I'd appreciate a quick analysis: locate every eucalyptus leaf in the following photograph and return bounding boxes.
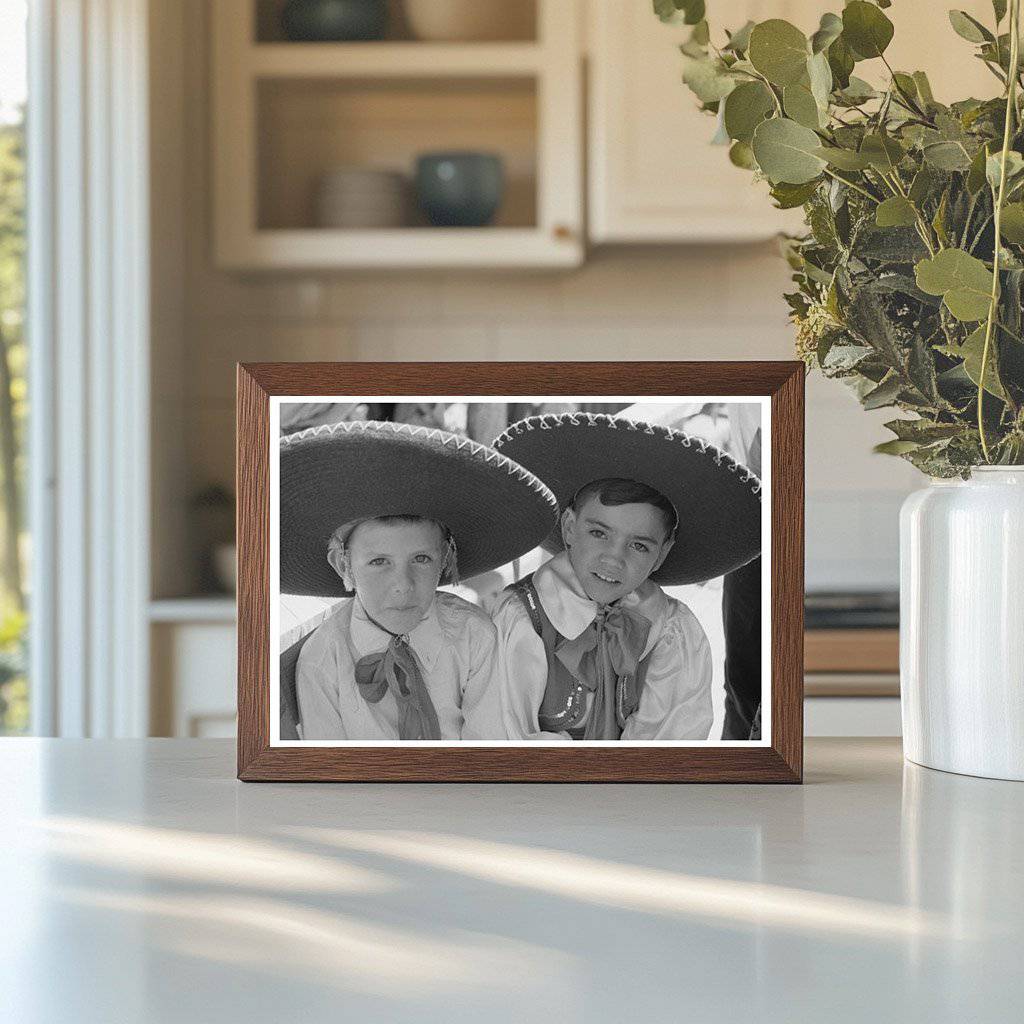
[914,248,994,321]
[653,0,677,24]
[783,83,822,129]
[653,0,705,25]
[948,10,993,44]
[836,76,878,105]
[959,324,1007,398]
[909,334,941,402]
[656,0,1024,477]
[810,12,843,54]
[967,142,994,193]
[932,190,951,246]
[875,196,918,228]
[748,19,809,87]
[986,150,1024,190]
[723,81,775,143]
[769,179,821,208]
[999,202,1024,242]
[912,71,935,105]
[752,117,827,184]
[862,374,903,409]
[892,72,919,102]
[682,55,737,103]
[874,439,921,455]
[724,20,755,53]
[923,141,973,171]
[842,1,894,60]
[807,51,833,111]
[711,106,731,145]
[827,35,855,89]
[884,418,963,443]
[822,342,874,373]
[814,146,872,170]
[909,165,937,205]
[860,133,905,172]
[729,140,758,169]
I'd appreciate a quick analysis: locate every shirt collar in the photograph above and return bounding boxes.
[350,597,444,672]
[533,551,666,641]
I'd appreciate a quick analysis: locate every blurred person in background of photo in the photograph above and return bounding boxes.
[721,403,762,740]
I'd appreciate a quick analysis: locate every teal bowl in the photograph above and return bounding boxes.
[280,0,388,42]
[415,152,505,227]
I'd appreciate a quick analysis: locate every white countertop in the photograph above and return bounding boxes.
[2,738,1022,1023]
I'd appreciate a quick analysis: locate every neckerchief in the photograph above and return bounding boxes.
[353,607,442,741]
[554,603,652,739]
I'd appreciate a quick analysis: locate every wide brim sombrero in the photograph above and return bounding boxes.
[492,413,762,585]
[280,420,559,597]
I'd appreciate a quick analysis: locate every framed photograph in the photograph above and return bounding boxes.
[237,362,804,782]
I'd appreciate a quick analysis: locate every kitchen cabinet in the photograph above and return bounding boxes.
[587,0,999,244]
[587,0,811,243]
[148,606,901,738]
[211,0,583,269]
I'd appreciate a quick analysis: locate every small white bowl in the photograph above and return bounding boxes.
[404,0,534,42]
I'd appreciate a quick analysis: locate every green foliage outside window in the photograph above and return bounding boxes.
[0,110,27,733]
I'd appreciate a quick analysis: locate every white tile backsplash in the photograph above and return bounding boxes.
[177,249,919,592]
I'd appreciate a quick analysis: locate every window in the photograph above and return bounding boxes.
[0,0,28,734]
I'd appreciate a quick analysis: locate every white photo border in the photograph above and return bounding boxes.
[269,395,772,748]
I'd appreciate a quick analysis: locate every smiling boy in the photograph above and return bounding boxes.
[279,419,558,742]
[491,413,762,741]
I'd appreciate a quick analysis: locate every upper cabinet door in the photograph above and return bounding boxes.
[587,0,1003,245]
[588,1,811,243]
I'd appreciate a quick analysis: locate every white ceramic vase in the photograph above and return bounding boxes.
[900,467,1024,781]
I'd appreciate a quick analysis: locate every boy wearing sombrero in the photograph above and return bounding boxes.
[280,420,558,741]
[491,412,762,741]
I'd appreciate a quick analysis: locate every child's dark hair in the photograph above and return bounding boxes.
[570,478,678,540]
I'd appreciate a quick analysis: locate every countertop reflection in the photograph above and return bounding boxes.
[1,738,1021,1023]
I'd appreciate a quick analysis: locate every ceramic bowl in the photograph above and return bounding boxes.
[414,152,504,227]
[280,0,388,42]
[403,0,533,42]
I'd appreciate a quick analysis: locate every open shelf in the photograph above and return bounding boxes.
[254,0,538,45]
[249,42,544,77]
[213,0,581,268]
[257,76,537,232]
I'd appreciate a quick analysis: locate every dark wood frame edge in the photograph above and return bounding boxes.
[237,361,804,783]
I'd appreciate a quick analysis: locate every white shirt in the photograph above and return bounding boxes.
[491,552,714,741]
[296,591,503,740]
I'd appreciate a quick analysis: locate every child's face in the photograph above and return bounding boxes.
[562,494,674,605]
[344,519,447,635]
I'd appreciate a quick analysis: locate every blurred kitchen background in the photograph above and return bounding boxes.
[3,0,998,740]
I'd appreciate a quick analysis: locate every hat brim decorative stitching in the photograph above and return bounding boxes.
[492,413,762,585]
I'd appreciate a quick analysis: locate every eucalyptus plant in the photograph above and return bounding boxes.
[658,0,1024,475]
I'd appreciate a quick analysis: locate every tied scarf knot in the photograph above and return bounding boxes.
[554,603,651,739]
[354,633,442,741]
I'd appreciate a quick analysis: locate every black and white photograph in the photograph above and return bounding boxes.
[271,396,768,746]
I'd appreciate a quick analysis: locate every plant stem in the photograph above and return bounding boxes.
[821,167,879,203]
[996,317,1024,344]
[880,54,929,119]
[979,0,1021,462]
[746,68,783,116]
[968,212,994,253]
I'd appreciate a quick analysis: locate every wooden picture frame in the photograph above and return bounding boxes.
[237,362,804,782]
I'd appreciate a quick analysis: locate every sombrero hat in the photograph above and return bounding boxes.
[492,413,762,585]
[280,420,559,597]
